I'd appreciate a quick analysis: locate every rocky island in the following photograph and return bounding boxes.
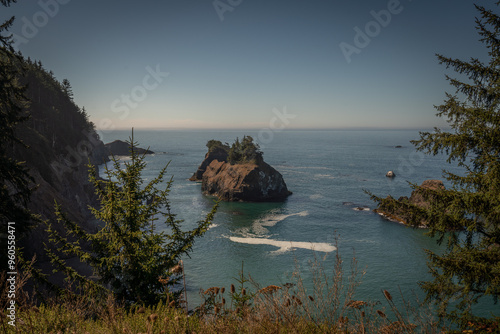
[190,136,292,202]
[105,140,154,156]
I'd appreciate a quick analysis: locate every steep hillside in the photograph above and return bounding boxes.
[8,55,109,262]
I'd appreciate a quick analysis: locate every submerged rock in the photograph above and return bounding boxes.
[190,138,292,202]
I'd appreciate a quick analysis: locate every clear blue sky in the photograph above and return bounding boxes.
[0,0,489,130]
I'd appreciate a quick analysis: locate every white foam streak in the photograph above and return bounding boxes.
[252,211,309,235]
[208,224,219,230]
[229,236,336,253]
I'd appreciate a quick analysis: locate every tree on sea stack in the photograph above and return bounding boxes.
[373,3,500,329]
[45,133,217,307]
[228,136,263,164]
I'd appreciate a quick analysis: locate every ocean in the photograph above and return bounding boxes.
[97,129,493,315]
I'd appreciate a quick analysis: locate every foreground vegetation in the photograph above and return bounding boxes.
[371,2,500,328]
[4,247,500,333]
[41,133,217,307]
[2,249,459,334]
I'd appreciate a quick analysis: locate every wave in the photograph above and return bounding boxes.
[314,174,336,179]
[352,207,370,212]
[229,236,336,253]
[309,194,323,200]
[252,211,309,235]
[112,155,132,160]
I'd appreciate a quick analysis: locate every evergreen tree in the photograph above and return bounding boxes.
[46,134,218,307]
[227,136,262,164]
[228,137,242,164]
[206,139,229,153]
[0,0,36,236]
[240,135,263,164]
[62,78,73,101]
[0,0,17,49]
[373,3,500,329]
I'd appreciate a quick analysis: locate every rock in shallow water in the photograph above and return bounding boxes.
[386,170,395,178]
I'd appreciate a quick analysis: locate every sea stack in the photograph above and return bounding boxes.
[190,137,292,202]
[105,140,154,156]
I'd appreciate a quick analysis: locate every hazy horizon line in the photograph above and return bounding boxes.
[96,126,445,132]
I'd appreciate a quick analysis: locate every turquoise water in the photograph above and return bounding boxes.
[97,129,495,316]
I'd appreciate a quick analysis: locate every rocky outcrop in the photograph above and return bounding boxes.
[105,140,154,156]
[405,180,444,209]
[190,145,291,202]
[202,160,291,202]
[375,180,444,227]
[189,146,228,181]
[91,140,110,165]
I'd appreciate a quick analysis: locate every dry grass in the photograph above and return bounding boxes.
[192,242,443,334]
[1,248,446,333]
[244,246,442,334]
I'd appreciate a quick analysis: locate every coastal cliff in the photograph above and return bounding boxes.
[8,57,111,264]
[375,179,445,227]
[190,137,292,202]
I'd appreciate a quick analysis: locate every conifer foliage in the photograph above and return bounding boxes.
[46,134,218,306]
[374,3,500,328]
[228,136,263,164]
[0,0,36,236]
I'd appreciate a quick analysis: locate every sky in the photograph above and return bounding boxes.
[0,0,491,130]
